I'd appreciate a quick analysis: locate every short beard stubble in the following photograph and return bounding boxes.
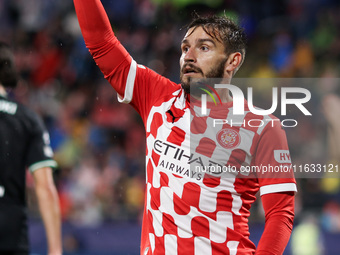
[180,58,227,95]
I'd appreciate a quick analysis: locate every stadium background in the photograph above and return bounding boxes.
[0,0,340,254]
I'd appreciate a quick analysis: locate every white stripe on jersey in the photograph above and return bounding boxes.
[227,241,239,255]
[260,183,297,196]
[149,233,155,253]
[117,59,137,103]
[194,237,212,255]
[165,235,177,255]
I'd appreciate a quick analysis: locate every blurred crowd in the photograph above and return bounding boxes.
[1,0,340,240]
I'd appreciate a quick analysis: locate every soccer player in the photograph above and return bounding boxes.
[0,42,62,255]
[73,1,297,254]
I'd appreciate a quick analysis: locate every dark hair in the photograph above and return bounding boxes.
[0,41,18,88]
[187,14,247,72]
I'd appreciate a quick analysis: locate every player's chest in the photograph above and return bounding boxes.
[146,100,255,180]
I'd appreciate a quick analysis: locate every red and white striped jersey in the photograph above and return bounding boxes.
[74,1,296,253]
[94,44,296,254]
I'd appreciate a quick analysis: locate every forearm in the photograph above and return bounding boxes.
[34,169,62,255]
[36,184,62,254]
[256,215,293,255]
[256,192,295,255]
[73,0,114,46]
[73,0,132,97]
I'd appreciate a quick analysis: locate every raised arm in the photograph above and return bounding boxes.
[73,0,114,47]
[73,0,132,99]
[73,0,179,119]
[33,167,62,255]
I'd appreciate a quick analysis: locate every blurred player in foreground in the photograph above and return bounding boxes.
[74,1,297,254]
[0,42,62,255]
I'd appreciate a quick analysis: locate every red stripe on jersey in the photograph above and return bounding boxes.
[150,112,163,138]
[147,159,154,185]
[177,237,195,255]
[147,210,155,234]
[195,137,216,158]
[203,175,221,188]
[233,177,258,217]
[210,103,231,119]
[174,193,191,215]
[152,150,161,166]
[191,216,210,239]
[227,149,247,169]
[160,172,169,187]
[154,236,165,255]
[167,126,186,146]
[191,115,208,134]
[150,186,161,210]
[181,182,201,208]
[162,213,177,235]
[211,241,228,255]
[216,190,233,212]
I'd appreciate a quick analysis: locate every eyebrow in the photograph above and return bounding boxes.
[181,38,217,46]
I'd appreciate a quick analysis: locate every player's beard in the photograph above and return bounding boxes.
[180,57,227,95]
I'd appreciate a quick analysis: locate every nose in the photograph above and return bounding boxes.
[183,47,196,63]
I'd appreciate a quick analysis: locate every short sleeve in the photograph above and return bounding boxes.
[26,112,57,172]
[252,117,297,196]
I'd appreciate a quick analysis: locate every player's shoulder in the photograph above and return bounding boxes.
[259,113,286,137]
[1,96,44,127]
[243,108,285,136]
[0,95,19,115]
[139,64,181,101]
[21,104,44,128]
[138,63,178,85]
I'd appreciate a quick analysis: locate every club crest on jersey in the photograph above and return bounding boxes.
[216,128,240,149]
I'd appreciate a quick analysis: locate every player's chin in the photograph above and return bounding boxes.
[180,76,191,94]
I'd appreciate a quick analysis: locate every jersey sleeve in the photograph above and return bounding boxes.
[256,192,295,254]
[252,117,297,196]
[73,0,179,121]
[25,111,57,172]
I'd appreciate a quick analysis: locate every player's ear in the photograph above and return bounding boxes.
[224,52,242,77]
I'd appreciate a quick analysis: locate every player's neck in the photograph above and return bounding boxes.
[216,88,233,103]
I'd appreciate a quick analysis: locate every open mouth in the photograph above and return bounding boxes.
[184,70,197,74]
[183,66,200,75]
